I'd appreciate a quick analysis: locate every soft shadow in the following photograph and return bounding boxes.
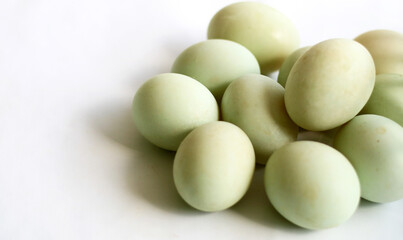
[231,165,309,232]
[91,102,200,215]
[359,198,380,208]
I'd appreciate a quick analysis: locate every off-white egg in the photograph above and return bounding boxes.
[221,74,298,164]
[334,114,403,203]
[132,73,219,151]
[173,121,255,212]
[264,141,360,229]
[285,39,375,131]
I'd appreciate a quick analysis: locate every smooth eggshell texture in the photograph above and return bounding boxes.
[334,114,403,203]
[221,74,298,164]
[171,39,260,102]
[173,121,255,212]
[355,29,403,75]
[285,39,376,131]
[208,2,299,74]
[132,73,219,151]
[265,141,360,229]
[360,74,403,126]
[277,46,310,88]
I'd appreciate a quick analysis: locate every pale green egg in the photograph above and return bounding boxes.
[171,39,260,102]
[265,141,360,229]
[355,30,403,75]
[360,74,403,126]
[207,2,299,74]
[285,39,375,131]
[277,46,310,88]
[132,73,219,151]
[173,121,255,212]
[221,74,298,164]
[334,114,403,203]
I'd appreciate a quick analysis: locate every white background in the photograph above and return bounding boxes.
[1,0,403,239]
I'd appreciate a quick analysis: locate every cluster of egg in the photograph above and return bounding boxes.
[132,2,403,230]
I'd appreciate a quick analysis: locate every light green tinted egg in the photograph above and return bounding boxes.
[334,114,403,203]
[207,2,299,74]
[355,30,403,75]
[360,74,403,126]
[278,46,310,87]
[264,141,360,229]
[132,73,219,151]
[285,39,375,131]
[221,74,298,164]
[173,121,255,212]
[171,39,260,102]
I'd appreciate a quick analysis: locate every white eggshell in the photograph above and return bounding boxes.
[173,121,255,212]
[132,73,219,151]
[355,29,403,75]
[265,141,360,229]
[221,74,298,164]
[334,114,403,203]
[285,39,375,131]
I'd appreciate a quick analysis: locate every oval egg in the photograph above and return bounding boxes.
[132,73,219,151]
[265,141,360,229]
[208,2,299,74]
[334,114,403,203]
[285,38,375,131]
[355,29,403,75]
[173,121,255,212]
[221,74,299,164]
[171,39,260,102]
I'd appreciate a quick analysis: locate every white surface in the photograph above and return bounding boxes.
[0,0,403,239]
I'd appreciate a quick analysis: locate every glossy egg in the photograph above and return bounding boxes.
[173,121,255,212]
[265,141,360,229]
[334,114,403,203]
[355,30,403,75]
[132,73,219,151]
[285,39,375,131]
[360,74,403,126]
[221,74,298,164]
[171,39,260,102]
[208,2,299,74]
